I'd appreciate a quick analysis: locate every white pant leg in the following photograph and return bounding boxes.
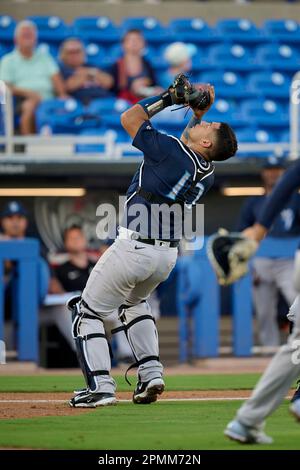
[237,293,300,427]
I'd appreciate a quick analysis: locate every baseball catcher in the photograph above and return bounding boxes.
[67,73,237,408]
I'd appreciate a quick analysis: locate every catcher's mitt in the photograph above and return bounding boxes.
[169,73,211,110]
[207,229,258,285]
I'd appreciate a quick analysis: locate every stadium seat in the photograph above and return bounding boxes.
[73,16,120,44]
[236,128,274,143]
[206,43,257,72]
[0,15,16,44]
[151,107,188,131]
[36,99,101,134]
[76,128,111,154]
[37,42,59,59]
[204,98,245,127]
[169,18,219,44]
[255,44,300,72]
[240,99,288,128]
[0,43,9,58]
[263,19,300,44]
[28,16,72,44]
[198,71,253,99]
[280,129,290,142]
[121,17,172,44]
[84,43,107,67]
[247,71,290,98]
[215,18,266,44]
[87,97,130,116]
[236,128,277,157]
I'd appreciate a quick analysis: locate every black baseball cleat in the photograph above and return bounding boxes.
[133,377,165,404]
[69,391,117,408]
[291,380,300,403]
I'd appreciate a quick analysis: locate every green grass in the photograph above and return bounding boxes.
[0,401,299,450]
[0,374,262,393]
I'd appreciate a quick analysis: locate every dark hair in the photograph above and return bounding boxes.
[63,224,83,241]
[122,28,143,42]
[210,123,238,161]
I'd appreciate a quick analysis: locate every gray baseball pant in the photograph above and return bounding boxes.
[77,236,178,394]
[252,257,297,346]
[236,293,300,427]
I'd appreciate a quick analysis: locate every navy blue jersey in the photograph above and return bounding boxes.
[121,120,215,239]
[258,160,300,232]
[237,192,300,237]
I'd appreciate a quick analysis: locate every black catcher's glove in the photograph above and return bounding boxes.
[207,229,258,286]
[169,73,211,110]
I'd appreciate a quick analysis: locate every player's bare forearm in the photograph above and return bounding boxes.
[121,104,149,139]
[180,113,203,144]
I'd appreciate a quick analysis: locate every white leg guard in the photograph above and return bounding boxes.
[69,297,116,394]
[113,301,163,383]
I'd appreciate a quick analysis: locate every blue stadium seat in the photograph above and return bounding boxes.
[0,43,9,58]
[84,43,107,67]
[0,15,16,44]
[255,44,300,72]
[236,128,273,143]
[87,97,130,115]
[73,16,120,44]
[36,99,101,134]
[280,129,290,142]
[151,107,187,131]
[216,18,265,44]
[93,98,130,130]
[121,17,172,44]
[169,18,219,44]
[37,42,59,59]
[263,19,300,44]
[247,71,290,98]
[28,16,72,44]
[206,43,256,72]
[204,98,245,127]
[76,128,110,153]
[240,99,288,128]
[198,71,253,98]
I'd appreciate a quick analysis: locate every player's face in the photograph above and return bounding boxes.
[65,229,87,253]
[1,214,27,238]
[188,121,221,146]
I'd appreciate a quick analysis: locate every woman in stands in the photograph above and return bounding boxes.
[111,29,161,104]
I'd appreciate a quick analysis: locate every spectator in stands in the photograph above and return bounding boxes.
[59,38,114,105]
[160,42,193,90]
[0,20,66,135]
[0,200,28,240]
[50,225,133,362]
[50,225,95,294]
[111,29,161,104]
[237,157,300,347]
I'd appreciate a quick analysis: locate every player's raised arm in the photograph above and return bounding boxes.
[121,73,212,139]
[244,159,300,242]
[180,84,215,144]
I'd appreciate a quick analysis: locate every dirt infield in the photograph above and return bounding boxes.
[0,390,254,420]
